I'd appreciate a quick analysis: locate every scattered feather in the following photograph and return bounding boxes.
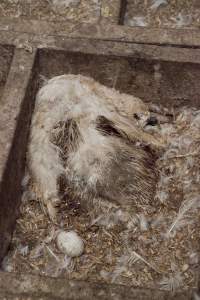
[129,251,160,273]
[45,245,60,262]
[21,190,36,203]
[166,197,200,238]
[189,252,199,266]
[91,209,130,228]
[170,13,192,28]
[30,243,45,259]
[38,74,48,86]
[155,190,168,203]
[18,245,29,256]
[151,214,165,229]
[159,272,183,293]
[1,255,14,272]
[21,173,30,189]
[100,270,110,281]
[137,213,149,231]
[125,16,148,27]
[150,0,168,10]
[50,0,80,9]
[111,255,129,283]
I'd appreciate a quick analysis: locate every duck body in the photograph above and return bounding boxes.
[28,74,162,220]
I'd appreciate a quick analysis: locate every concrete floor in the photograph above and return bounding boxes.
[0,1,200,299]
[0,0,101,23]
[124,0,200,29]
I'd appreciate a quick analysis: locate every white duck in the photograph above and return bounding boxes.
[28,74,164,221]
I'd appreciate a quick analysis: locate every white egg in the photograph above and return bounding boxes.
[56,231,84,257]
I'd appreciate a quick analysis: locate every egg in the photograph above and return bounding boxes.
[56,230,84,257]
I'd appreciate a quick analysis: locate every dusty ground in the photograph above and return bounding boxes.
[124,0,200,29]
[3,0,200,29]
[0,0,101,23]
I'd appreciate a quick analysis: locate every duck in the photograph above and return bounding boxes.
[28,74,164,221]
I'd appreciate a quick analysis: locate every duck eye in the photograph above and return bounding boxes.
[133,113,140,120]
[146,116,158,126]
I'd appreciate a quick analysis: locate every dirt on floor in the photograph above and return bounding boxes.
[124,0,200,29]
[0,0,101,23]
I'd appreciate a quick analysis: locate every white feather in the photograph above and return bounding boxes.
[137,213,149,231]
[126,16,147,27]
[50,0,80,9]
[150,0,168,10]
[129,250,160,273]
[170,13,192,28]
[166,197,200,238]
[159,272,183,292]
[111,254,129,282]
